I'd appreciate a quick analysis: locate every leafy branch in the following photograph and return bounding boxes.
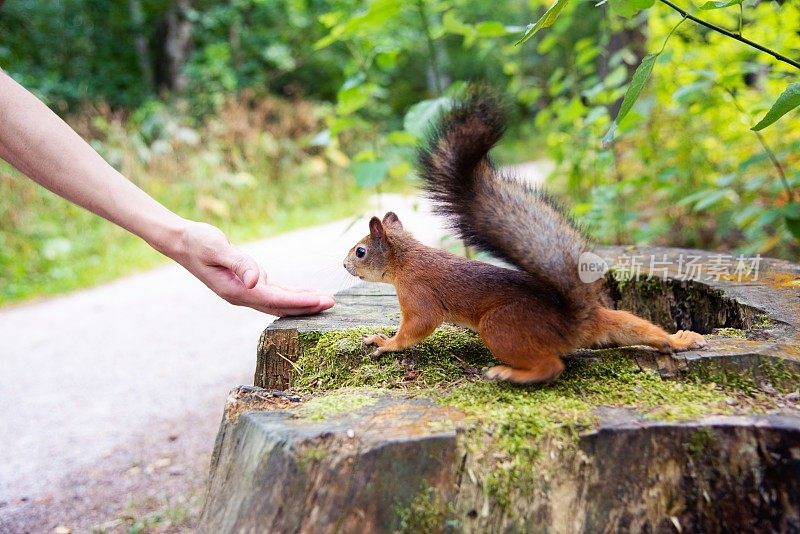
[722,86,797,202]
[601,16,686,145]
[519,0,800,139]
[658,0,800,71]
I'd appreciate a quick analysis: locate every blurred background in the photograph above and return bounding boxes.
[0,0,798,531]
[1,0,798,306]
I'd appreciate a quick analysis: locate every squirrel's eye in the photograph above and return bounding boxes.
[355,246,366,258]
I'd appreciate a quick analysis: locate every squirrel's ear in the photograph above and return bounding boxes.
[369,216,384,239]
[382,211,403,230]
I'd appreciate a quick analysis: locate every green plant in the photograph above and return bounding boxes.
[518,0,799,254]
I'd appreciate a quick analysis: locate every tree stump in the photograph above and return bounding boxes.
[200,246,800,533]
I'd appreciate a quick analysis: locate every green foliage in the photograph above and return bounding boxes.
[751,82,800,132]
[609,0,655,18]
[516,0,570,45]
[403,97,454,138]
[602,53,659,145]
[523,0,799,257]
[699,0,742,10]
[0,0,171,109]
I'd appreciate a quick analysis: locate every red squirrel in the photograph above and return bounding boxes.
[343,88,709,384]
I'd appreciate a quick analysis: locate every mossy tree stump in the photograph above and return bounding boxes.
[201,246,800,533]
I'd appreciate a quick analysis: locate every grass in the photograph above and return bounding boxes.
[1,93,395,305]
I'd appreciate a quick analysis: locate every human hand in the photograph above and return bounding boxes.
[168,221,335,316]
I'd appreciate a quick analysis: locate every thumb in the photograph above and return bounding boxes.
[218,248,261,289]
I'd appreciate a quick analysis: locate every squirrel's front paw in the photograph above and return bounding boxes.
[363,333,389,347]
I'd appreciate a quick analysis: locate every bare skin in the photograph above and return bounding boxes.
[0,70,334,316]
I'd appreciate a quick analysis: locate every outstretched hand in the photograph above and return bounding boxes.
[170,221,335,317]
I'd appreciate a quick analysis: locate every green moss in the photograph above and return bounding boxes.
[295,444,328,471]
[294,390,378,421]
[294,326,494,393]
[758,358,800,393]
[297,331,322,348]
[439,352,733,509]
[688,357,800,395]
[689,364,758,395]
[753,313,776,329]
[712,327,747,338]
[683,428,716,460]
[608,270,666,293]
[395,483,456,534]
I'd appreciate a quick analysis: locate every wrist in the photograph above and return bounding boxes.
[146,214,191,260]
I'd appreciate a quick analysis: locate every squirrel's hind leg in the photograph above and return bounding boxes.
[587,308,709,352]
[479,305,566,384]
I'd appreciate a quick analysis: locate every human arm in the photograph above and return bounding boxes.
[0,70,334,316]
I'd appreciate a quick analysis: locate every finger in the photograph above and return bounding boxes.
[261,304,331,317]
[215,247,261,289]
[264,287,335,309]
[272,283,335,297]
[237,284,335,311]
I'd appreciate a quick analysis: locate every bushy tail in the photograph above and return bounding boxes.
[417,87,601,324]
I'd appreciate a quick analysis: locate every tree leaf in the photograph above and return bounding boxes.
[403,97,453,139]
[699,0,742,9]
[336,83,376,116]
[784,202,800,240]
[353,159,390,188]
[751,83,800,131]
[386,130,418,146]
[516,0,570,45]
[608,0,655,18]
[475,21,508,37]
[602,54,658,145]
[786,217,800,240]
[442,11,471,36]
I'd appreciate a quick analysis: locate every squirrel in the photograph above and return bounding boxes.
[343,88,709,384]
